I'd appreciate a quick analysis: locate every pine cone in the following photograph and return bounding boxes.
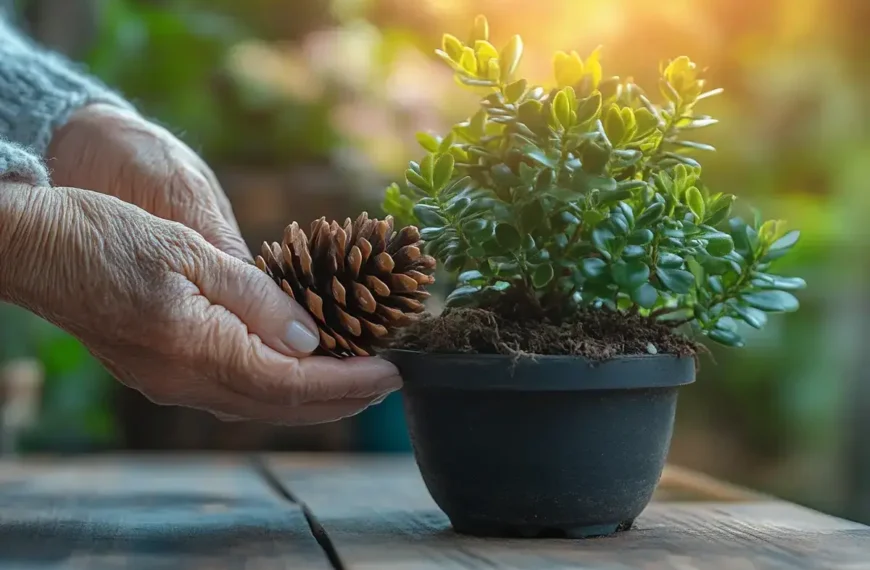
[255,213,436,357]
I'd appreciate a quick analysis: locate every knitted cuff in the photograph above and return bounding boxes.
[0,138,50,187]
[0,18,136,156]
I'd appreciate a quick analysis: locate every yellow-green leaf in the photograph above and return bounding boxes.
[474,40,499,68]
[416,132,439,152]
[576,91,602,124]
[441,34,464,61]
[759,220,787,245]
[499,35,523,82]
[470,14,489,42]
[604,104,625,145]
[459,46,478,75]
[585,46,603,88]
[420,154,435,186]
[620,107,637,139]
[504,78,526,103]
[552,89,572,130]
[687,186,705,221]
[634,108,659,138]
[433,154,455,191]
[553,50,584,88]
[435,50,465,73]
[486,58,500,81]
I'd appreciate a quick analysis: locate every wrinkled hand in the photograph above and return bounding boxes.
[46,103,250,260]
[0,184,401,424]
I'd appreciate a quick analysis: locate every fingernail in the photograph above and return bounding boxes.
[285,321,320,353]
[372,393,390,405]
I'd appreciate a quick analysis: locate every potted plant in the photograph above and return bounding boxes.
[255,14,805,539]
[379,15,805,538]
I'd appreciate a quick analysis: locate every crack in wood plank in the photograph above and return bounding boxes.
[251,455,347,570]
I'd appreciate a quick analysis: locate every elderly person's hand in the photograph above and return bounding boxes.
[46,103,251,260]
[0,181,401,424]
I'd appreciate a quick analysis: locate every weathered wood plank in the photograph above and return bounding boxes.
[0,454,330,570]
[268,454,870,570]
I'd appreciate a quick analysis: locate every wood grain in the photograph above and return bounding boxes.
[0,454,330,569]
[268,454,870,570]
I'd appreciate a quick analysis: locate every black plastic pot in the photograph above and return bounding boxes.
[385,350,695,539]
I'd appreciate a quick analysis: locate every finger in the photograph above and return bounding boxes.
[190,250,322,356]
[169,167,252,261]
[201,167,245,242]
[207,395,381,425]
[221,346,402,405]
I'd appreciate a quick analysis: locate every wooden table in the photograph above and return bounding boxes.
[0,454,867,569]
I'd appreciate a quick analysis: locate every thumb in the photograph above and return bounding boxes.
[192,248,322,357]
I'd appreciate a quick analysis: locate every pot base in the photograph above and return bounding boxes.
[450,517,635,539]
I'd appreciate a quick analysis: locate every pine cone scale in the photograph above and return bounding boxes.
[255,212,435,357]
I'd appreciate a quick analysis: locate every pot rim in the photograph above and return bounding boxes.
[382,349,696,391]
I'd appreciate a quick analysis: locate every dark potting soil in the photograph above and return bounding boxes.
[393,306,699,360]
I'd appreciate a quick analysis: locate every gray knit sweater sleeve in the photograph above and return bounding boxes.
[0,15,135,185]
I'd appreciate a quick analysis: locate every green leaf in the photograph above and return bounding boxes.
[628,228,654,245]
[416,132,439,152]
[604,105,625,144]
[633,107,659,138]
[445,196,470,216]
[413,204,447,226]
[532,263,555,288]
[672,140,716,152]
[406,169,430,192]
[499,34,523,81]
[523,145,558,168]
[517,100,545,130]
[686,186,705,221]
[576,92,602,124]
[658,251,684,269]
[552,89,572,129]
[655,268,695,294]
[741,291,800,312]
[769,230,800,252]
[581,143,611,174]
[433,154,455,191]
[458,270,484,284]
[491,163,521,187]
[636,202,665,228]
[631,283,658,309]
[583,210,605,227]
[707,329,745,348]
[612,260,650,290]
[730,302,767,329]
[494,223,522,250]
[420,227,446,240]
[622,245,645,259]
[504,78,527,103]
[751,274,807,290]
[520,200,546,233]
[704,232,734,257]
[706,196,734,226]
[592,227,615,256]
[445,285,481,307]
[581,257,608,279]
[598,188,632,205]
[535,169,554,194]
[707,275,724,294]
[616,180,647,192]
[462,218,491,236]
[444,254,467,272]
[420,154,435,186]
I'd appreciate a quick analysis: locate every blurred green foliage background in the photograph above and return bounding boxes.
[2,0,869,524]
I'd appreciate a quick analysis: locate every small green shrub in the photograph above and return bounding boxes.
[382,15,805,348]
